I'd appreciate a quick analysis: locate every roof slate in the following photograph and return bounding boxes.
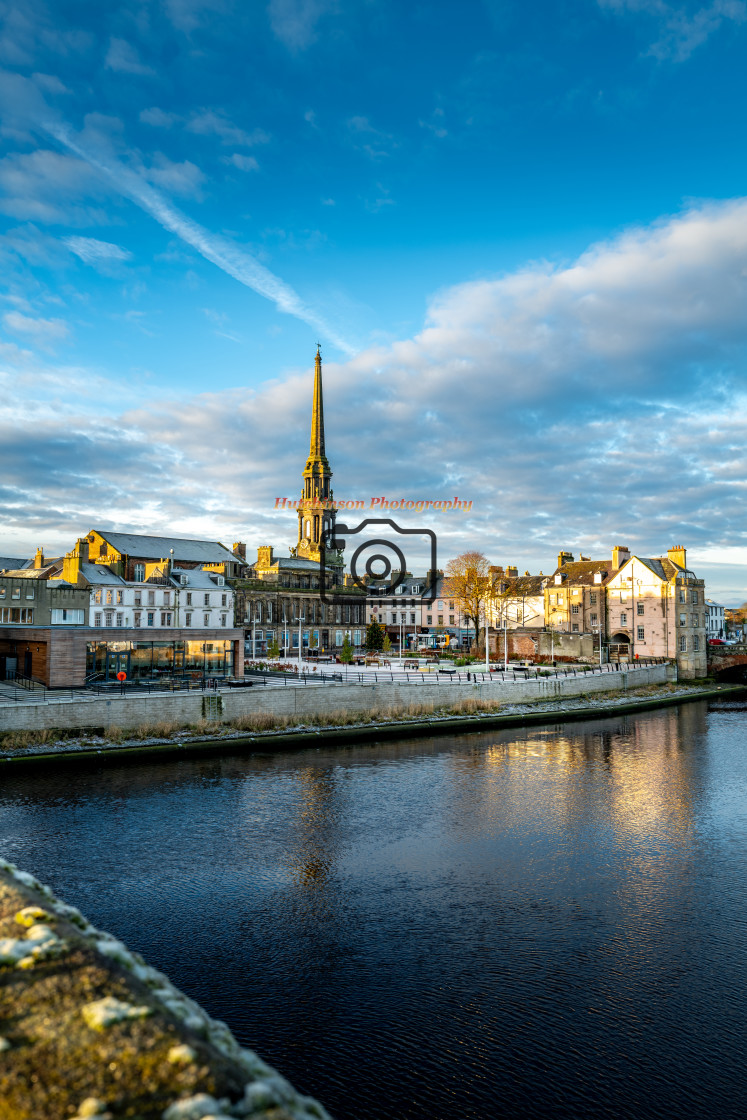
[91,531,237,564]
[0,557,29,570]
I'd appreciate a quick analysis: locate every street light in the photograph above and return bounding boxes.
[297,611,305,675]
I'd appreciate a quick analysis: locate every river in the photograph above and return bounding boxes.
[2,698,747,1119]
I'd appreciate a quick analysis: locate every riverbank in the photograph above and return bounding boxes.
[0,861,331,1120]
[1,680,740,768]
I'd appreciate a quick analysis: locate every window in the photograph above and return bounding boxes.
[11,588,20,600]
[221,615,227,627]
[590,593,597,605]
[148,590,155,606]
[692,590,699,604]
[25,587,34,600]
[449,615,455,625]
[185,612,192,627]
[558,593,564,604]
[134,592,142,607]
[679,613,686,626]
[134,612,141,627]
[94,589,102,604]
[116,590,123,604]
[620,612,627,625]
[571,604,579,614]
[104,612,113,627]
[637,626,645,640]
[679,589,686,603]
[221,593,227,606]
[0,588,4,599]
[51,608,84,624]
[161,612,172,626]
[185,592,192,606]
[449,601,454,610]
[116,613,123,627]
[590,613,598,625]
[636,602,644,616]
[134,562,145,582]
[204,594,210,607]
[163,592,170,607]
[572,623,579,632]
[147,612,154,627]
[427,614,432,625]
[693,635,700,651]
[679,635,687,652]
[106,590,113,605]
[438,615,443,625]
[203,613,210,626]
[438,600,444,609]
[411,612,416,624]
[94,613,102,627]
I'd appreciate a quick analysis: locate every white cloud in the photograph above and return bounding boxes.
[267,0,335,50]
[145,153,206,197]
[598,0,747,61]
[187,110,269,147]
[3,310,69,348]
[64,236,133,266]
[227,153,259,172]
[140,107,181,128]
[105,37,155,76]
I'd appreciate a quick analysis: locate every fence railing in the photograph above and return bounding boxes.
[0,659,669,705]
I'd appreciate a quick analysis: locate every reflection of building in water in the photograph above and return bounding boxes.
[288,767,342,890]
[444,706,705,851]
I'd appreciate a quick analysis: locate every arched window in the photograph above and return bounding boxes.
[305,519,311,539]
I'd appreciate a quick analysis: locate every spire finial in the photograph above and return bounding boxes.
[310,345,325,459]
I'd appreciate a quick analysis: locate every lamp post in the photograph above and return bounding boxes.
[297,612,305,675]
[504,613,508,670]
[484,605,490,674]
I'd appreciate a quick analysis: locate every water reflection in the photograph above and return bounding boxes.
[1,700,747,1120]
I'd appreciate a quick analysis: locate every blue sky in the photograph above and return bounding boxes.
[1,0,747,600]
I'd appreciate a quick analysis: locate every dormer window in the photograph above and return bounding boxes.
[554,573,563,584]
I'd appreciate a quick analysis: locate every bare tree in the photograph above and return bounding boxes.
[444,551,493,650]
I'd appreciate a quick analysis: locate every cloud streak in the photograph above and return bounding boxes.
[44,122,356,357]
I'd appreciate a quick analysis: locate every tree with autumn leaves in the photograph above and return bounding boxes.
[443,551,494,651]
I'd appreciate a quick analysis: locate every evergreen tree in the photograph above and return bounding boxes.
[365,619,385,651]
[340,634,354,663]
[267,639,280,659]
[382,632,392,654]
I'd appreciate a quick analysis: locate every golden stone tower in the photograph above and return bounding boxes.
[295,347,342,567]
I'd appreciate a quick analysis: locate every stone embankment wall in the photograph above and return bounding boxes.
[0,664,674,735]
[0,861,331,1120]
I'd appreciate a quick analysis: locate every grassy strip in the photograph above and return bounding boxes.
[0,682,742,767]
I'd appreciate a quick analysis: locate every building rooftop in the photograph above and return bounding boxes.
[0,556,29,571]
[91,531,238,565]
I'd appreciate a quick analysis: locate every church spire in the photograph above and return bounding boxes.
[309,344,326,461]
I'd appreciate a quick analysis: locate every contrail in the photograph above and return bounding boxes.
[46,122,356,358]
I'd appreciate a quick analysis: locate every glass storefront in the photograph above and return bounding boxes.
[86,640,234,681]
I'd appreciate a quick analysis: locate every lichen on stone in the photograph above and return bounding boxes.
[168,1043,197,1064]
[81,995,153,1030]
[0,922,63,967]
[73,1098,113,1119]
[0,1035,11,1051]
[15,905,55,927]
[162,1093,234,1119]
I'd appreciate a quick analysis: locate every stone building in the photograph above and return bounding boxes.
[490,566,548,630]
[232,350,364,659]
[605,546,707,678]
[543,549,623,647]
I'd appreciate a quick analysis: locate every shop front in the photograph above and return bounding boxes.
[86,639,235,681]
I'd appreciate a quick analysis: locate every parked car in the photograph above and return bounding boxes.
[708,638,726,645]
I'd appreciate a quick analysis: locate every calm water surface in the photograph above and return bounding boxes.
[2,699,747,1119]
